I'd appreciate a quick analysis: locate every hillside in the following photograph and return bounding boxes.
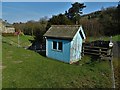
[2,35,34,48]
[2,36,113,88]
[80,6,120,37]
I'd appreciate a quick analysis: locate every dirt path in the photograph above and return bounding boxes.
[112,41,120,88]
[113,41,120,58]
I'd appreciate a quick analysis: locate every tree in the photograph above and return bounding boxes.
[117,1,120,22]
[39,16,48,24]
[46,14,73,30]
[98,6,119,36]
[65,2,86,24]
[46,2,86,29]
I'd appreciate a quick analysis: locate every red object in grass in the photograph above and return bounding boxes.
[14,31,20,35]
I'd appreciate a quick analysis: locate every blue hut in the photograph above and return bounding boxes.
[43,25,86,64]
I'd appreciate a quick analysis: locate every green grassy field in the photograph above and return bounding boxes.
[2,35,34,47]
[87,35,120,42]
[103,35,120,41]
[2,35,112,88]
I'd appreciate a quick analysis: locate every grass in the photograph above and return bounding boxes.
[86,35,120,42]
[86,35,120,88]
[103,35,120,41]
[2,36,112,88]
[2,35,34,47]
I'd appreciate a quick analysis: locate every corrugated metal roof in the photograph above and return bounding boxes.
[43,25,80,39]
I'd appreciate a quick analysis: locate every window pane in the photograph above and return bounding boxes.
[58,42,62,50]
[53,41,57,49]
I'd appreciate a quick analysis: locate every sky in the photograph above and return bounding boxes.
[1,2,118,24]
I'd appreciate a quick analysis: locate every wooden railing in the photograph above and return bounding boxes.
[82,45,112,58]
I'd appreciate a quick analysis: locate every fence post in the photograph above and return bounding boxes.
[18,34,20,47]
[35,45,36,52]
[99,48,101,55]
[82,46,84,56]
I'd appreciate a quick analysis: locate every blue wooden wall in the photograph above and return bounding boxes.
[46,38,71,63]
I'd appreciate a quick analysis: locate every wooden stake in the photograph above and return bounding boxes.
[18,34,19,47]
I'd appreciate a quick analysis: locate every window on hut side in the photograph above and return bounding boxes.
[53,41,57,49]
[58,42,62,51]
[79,30,84,39]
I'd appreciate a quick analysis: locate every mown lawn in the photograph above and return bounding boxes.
[2,35,34,47]
[2,39,112,88]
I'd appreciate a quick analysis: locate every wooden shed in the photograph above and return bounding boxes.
[43,25,86,64]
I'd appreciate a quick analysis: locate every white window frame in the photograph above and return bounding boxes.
[52,41,63,51]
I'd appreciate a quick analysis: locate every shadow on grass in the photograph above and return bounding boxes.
[90,55,100,62]
[73,55,100,66]
[82,55,100,66]
[37,51,46,57]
